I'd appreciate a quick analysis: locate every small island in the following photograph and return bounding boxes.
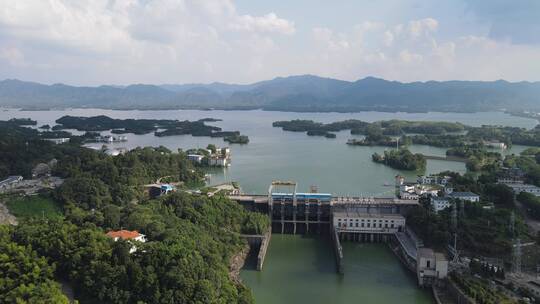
[272,119,369,138]
[224,134,250,144]
[8,118,37,126]
[55,115,249,144]
[372,149,426,171]
[273,119,466,138]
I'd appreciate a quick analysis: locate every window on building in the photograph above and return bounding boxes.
[355,223,358,227]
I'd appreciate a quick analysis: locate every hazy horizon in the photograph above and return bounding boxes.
[2,74,540,88]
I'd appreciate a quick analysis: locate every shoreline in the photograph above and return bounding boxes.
[229,244,250,285]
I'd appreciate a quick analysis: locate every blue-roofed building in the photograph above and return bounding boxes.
[271,192,332,202]
[160,184,175,195]
[447,191,480,202]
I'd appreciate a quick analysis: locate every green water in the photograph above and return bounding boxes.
[241,235,434,304]
[1,109,536,303]
[1,109,535,195]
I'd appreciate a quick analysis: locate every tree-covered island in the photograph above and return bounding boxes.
[54,115,249,144]
[371,149,427,171]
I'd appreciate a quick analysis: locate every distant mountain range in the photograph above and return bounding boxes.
[1,75,539,112]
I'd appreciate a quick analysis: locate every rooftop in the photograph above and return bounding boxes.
[333,209,405,220]
[106,230,143,240]
[448,191,479,197]
[418,247,435,259]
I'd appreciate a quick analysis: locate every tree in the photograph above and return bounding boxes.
[0,226,69,304]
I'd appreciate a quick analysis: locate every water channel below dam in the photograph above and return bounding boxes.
[241,234,434,304]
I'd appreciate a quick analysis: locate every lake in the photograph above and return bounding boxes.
[2,108,535,195]
[1,108,536,304]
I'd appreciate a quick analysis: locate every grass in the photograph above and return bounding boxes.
[6,195,63,219]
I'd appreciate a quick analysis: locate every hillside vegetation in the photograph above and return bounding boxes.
[2,75,540,112]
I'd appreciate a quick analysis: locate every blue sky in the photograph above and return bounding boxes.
[0,0,538,85]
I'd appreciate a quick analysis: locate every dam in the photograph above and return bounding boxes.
[230,180,447,288]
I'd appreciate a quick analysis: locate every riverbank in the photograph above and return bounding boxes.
[229,244,250,285]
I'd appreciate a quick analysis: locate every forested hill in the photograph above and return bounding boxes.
[0,122,268,303]
[1,75,540,112]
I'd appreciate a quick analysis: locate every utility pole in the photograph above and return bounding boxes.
[513,238,522,275]
[451,202,459,263]
[510,212,522,275]
[510,211,515,236]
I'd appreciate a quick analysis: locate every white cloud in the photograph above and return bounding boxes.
[406,18,438,38]
[302,17,540,82]
[0,47,26,67]
[312,27,350,51]
[399,49,423,64]
[0,3,539,84]
[231,12,295,35]
[383,31,394,46]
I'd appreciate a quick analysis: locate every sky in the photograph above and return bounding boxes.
[0,0,539,85]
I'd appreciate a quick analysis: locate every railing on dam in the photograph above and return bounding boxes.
[228,194,419,206]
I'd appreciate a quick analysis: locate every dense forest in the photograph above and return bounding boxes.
[272,119,464,139]
[371,149,426,171]
[446,146,503,171]
[54,115,250,143]
[273,118,540,149]
[0,122,268,303]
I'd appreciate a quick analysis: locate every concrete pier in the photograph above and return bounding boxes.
[257,229,271,271]
[242,228,272,271]
[331,227,344,274]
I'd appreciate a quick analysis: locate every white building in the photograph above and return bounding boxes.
[417,248,448,287]
[485,141,507,149]
[417,175,450,186]
[43,138,70,144]
[187,154,204,163]
[209,157,229,167]
[105,148,127,156]
[430,197,451,212]
[106,230,147,253]
[497,177,524,184]
[334,210,406,233]
[221,147,231,157]
[400,184,439,200]
[400,191,419,200]
[505,183,540,197]
[447,191,480,202]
